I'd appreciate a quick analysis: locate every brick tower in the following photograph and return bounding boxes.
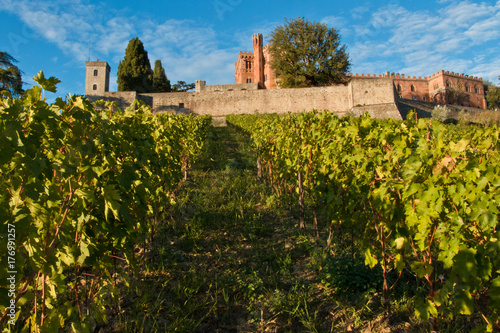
[252,33,264,85]
[85,60,110,96]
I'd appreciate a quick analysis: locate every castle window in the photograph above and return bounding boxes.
[92,84,97,91]
[446,80,452,88]
[247,78,252,83]
[475,87,480,94]
[397,84,402,92]
[466,85,471,92]
[410,85,416,92]
[179,103,184,109]
[434,84,439,90]
[93,69,98,76]
[412,96,418,101]
[246,61,252,70]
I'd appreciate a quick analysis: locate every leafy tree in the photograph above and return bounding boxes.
[117,37,153,93]
[486,77,500,110]
[0,51,23,96]
[269,17,350,88]
[172,81,195,92]
[152,60,171,93]
[447,87,469,106]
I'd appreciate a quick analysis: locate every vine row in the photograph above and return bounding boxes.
[227,111,500,331]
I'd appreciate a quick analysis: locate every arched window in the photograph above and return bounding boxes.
[410,85,416,92]
[92,84,97,90]
[446,80,452,88]
[475,86,480,94]
[246,78,252,83]
[397,84,402,92]
[93,69,98,76]
[466,85,471,92]
[246,61,252,70]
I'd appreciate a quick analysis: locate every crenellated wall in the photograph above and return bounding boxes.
[348,70,486,109]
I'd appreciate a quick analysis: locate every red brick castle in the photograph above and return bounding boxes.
[235,34,487,109]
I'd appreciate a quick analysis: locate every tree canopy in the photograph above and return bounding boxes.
[117,37,153,93]
[0,51,23,97]
[486,77,500,110]
[152,60,171,93]
[172,81,195,92]
[269,17,350,88]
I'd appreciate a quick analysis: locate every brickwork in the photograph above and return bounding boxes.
[234,33,277,88]
[234,34,487,109]
[349,70,486,109]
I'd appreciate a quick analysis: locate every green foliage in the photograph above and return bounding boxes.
[268,17,350,88]
[0,51,23,97]
[486,83,500,110]
[432,105,455,123]
[117,37,153,93]
[322,256,383,295]
[172,80,195,92]
[152,60,171,93]
[0,73,211,330]
[228,111,500,331]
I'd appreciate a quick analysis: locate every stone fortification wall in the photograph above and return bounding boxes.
[86,91,138,111]
[142,78,402,120]
[195,80,260,92]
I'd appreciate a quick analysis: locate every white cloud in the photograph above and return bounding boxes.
[349,1,500,78]
[0,0,243,85]
[321,16,347,29]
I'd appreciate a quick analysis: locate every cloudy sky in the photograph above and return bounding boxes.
[1,0,499,99]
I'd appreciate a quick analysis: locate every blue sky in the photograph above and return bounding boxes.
[1,0,499,99]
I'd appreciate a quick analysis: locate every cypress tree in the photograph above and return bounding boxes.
[0,51,23,96]
[117,37,153,93]
[152,60,171,93]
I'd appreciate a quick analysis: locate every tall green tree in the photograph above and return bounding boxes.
[117,37,153,93]
[269,17,350,88]
[486,77,500,110]
[0,51,23,96]
[152,60,171,93]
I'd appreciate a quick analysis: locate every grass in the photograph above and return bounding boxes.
[97,124,482,332]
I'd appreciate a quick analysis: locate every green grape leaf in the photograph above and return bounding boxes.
[394,237,405,250]
[364,248,378,268]
[415,298,437,321]
[454,289,474,315]
[33,71,61,93]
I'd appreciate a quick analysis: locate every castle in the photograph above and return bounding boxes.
[234,34,486,109]
[84,34,487,119]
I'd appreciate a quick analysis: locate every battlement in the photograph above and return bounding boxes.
[349,70,483,82]
[429,70,482,81]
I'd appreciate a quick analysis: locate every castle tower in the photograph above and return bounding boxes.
[85,60,110,96]
[252,33,264,85]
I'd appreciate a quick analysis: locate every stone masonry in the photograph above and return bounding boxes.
[234,34,487,109]
[84,34,487,119]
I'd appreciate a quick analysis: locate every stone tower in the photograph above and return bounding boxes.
[85,60,110,96]
[252,33,264,85]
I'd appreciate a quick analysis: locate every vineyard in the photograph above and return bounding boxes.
[0,73,499,332]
